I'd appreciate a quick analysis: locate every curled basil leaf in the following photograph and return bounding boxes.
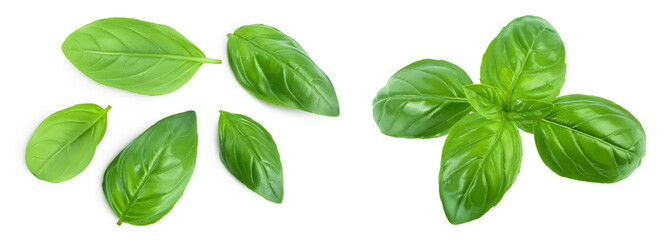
[503,99,554,122]
[533,95,645,183]
[26,104,110,183]
[62,18,221,96]
[218,111,283,203]
[463,84,506,120]
[481,15,566,103]
[103,111,198,226]
[227,24,339,116]
[372,59,473,138]
[439,113,522,224]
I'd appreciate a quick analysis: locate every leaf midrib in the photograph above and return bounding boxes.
[62,47,222,64]
[504,27,548,103]
[540,119,634,154]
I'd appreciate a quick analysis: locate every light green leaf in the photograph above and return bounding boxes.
[503,99,553,122]
[463,84,506,120]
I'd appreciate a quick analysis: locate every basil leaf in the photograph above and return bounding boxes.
[463,84,506,120]
[218,111,283,203]
[227,24,339,116]
[25,104,110,183]
[533,95,646,183]
[439,113,522,224]
[103,111,198,226]
[372,59,473,138]
[503,99,553,122]
[62,18,221,96]
[481,15,566,103]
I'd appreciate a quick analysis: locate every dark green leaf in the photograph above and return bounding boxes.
[372,59,473,138]
[533,95,646,183]
[62,18,221,96]
[26,104,110,183]
[481,15,566,103]
[439,113,522,224]
[227,24,339,116]
[103,111,198,226]
[463,84,506,120]
[218,111,283,203]
[503,99,553,122]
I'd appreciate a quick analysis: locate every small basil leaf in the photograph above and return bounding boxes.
[439,113,522,224]
[463,84,506,120]
[372,59,473,138]
[26,104,110,183]
[218,111,283,203]
[62,18,221,96]
[227,24,339,116]
[503,99,553,122]
[103,111,198,226]
[481,15,566,103]
[533,95,646,183]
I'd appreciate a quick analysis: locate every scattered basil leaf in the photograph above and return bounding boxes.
[218,111,283,203]
[227,24,339,116]
[26,104,110,183]
[372,59,473,138]
[439,113,522,224]
[463,84,506,120]
[503,99,554,122]
[103,111,198,226]
[62,17,221,96]
[480,15,566,103]
[533,95,646,183]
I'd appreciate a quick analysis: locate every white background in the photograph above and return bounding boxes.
[1,0,670,239]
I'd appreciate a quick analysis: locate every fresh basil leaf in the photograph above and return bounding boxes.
[439,113,522,224]
[481,15,566,103]
[516,122,535,134]
[62,17,221,96]
[372,59,473,138]
[218,111,283,203]
[503,99,553,122]
[103,111,198,226]
[227,24,339,116]
[25,104,110,183]
[463,84,506,120]
[533,95,646,183]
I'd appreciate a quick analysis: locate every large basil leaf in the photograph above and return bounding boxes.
[62,18,221,96]
[227,24,339,116]
[503,99,553,122]
[218,111,283,203]
[372,59,473,138]
[481,15,566,103]
[533,95,646,183]
[103,111,198,226]
[439,113,522,224]
[463,84,506,120]
[25,104,110,183]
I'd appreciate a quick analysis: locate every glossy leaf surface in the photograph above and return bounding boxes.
[481,15,566,103]
[439,114,522,224]
[227,24,339,116]
[26,104,110,183]
[533,95,645,183]
[503,99,553,122]
[62,18,221,96]
[103,111,198,226]
[463,84,506,120]
[218,111,283,203]
[373,59,473,138]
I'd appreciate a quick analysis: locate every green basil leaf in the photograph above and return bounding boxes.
[26,104,110,183]
[503,99,553,122]
[516,122,534,134]
[227,24,339,116]
[439,113,522,224]
[103,111,198,226]
[372,59,473,138]
[533,95,646,183]
[218,111,283,203]
[463,84,506,120]
[62,18,221,96]
[481,15,566,103]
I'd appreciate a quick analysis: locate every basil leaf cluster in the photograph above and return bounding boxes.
[372,15,646,224]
